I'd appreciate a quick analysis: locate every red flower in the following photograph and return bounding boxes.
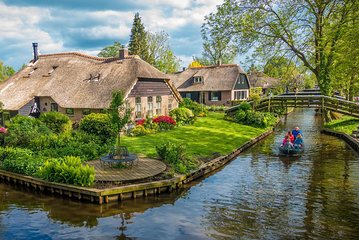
[152,116,176,125]
[135,119,146,126]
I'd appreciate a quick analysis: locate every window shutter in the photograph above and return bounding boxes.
[218,91,222,101]
[208,91,211,100]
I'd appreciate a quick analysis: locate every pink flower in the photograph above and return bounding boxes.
[0,127,7,134]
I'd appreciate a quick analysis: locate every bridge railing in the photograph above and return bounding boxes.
[225,94,359,118]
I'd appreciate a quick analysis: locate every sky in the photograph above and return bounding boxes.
[0,0,228,70]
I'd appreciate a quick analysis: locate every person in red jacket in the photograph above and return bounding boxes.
[287,131,295,143]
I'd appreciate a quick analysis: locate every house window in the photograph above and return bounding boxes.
[82,109,91,115]
[156,96,162,115]
[193,76,203,84]
[234,90,248,100]
[210,91,220,101]
[185,93,192,99]
[135,97,141,118]
[50,103,58,112]
[66,108,74,115]
[147,96,153,118]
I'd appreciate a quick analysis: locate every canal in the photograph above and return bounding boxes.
[1,109,359,239]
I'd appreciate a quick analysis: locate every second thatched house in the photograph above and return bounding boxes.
[170,64,250,106]
[248,71,280,95]
[0,44,181,123]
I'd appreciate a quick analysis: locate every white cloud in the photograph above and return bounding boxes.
[0,2,63,67]
[0,0,226,69]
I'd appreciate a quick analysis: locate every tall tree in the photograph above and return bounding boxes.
[209,0,357,95]
[128,13,148,60]
[198,3,238,65]
[331,8,359,100]
[108,91,131,148]
[98,42,124,58]
[0,61,15,82]
[146,31,181,73]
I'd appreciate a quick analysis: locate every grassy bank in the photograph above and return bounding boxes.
[325,116,359,134]
[121,112,268,159]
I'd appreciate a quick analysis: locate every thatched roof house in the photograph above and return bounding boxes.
[0,46,181,122]
[248,71,280,94]
[170,64,250,106]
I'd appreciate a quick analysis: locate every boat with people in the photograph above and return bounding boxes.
[278,127,304,156]
[278,143,304,156]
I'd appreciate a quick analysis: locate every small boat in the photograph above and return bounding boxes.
[278,143,304,156]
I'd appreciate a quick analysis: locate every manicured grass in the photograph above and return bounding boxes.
[121,112,268,159]
[325,116,359,134]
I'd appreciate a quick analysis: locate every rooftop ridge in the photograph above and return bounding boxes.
[38,52,140,61]
[189,64,239,69]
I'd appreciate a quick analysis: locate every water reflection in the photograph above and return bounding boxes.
[1,109,359,239]
[204,109,359,239]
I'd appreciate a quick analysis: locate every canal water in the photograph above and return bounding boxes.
[1,109,359,239]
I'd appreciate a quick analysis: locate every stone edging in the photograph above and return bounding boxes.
[321,128,359,153]
[0,129,274,204]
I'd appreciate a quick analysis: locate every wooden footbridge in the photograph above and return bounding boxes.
[226,92,359,118]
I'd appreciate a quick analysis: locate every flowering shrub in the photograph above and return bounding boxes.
[0,127,6,146]
[0,127,7,134]
[129,125,155,136]
[152,116,176,130]
[135,119,146,125]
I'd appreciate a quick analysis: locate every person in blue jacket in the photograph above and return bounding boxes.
[292,127,303,140]
[294,133,304,148]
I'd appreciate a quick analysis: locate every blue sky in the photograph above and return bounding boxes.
[0,0,230,70]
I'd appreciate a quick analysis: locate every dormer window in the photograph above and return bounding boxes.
[43,66,58,77]
[48,66,58,75]
[193,76,203,84]
[84,73,101,82]
[24,67,37,78]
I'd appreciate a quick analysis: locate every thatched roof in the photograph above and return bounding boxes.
[248,72,280,89]
[0,52,180,110]
[170,64,247,91]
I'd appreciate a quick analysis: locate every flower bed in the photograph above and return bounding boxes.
[130,115,176,136]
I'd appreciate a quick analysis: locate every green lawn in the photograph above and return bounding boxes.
[121,112,268,159]
[325,116,359,134]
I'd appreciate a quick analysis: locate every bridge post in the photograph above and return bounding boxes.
[285,98,288,115]
[268,97,271,112]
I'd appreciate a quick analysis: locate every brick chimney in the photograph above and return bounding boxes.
[32,42,39,62]
[119,48,128,60]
